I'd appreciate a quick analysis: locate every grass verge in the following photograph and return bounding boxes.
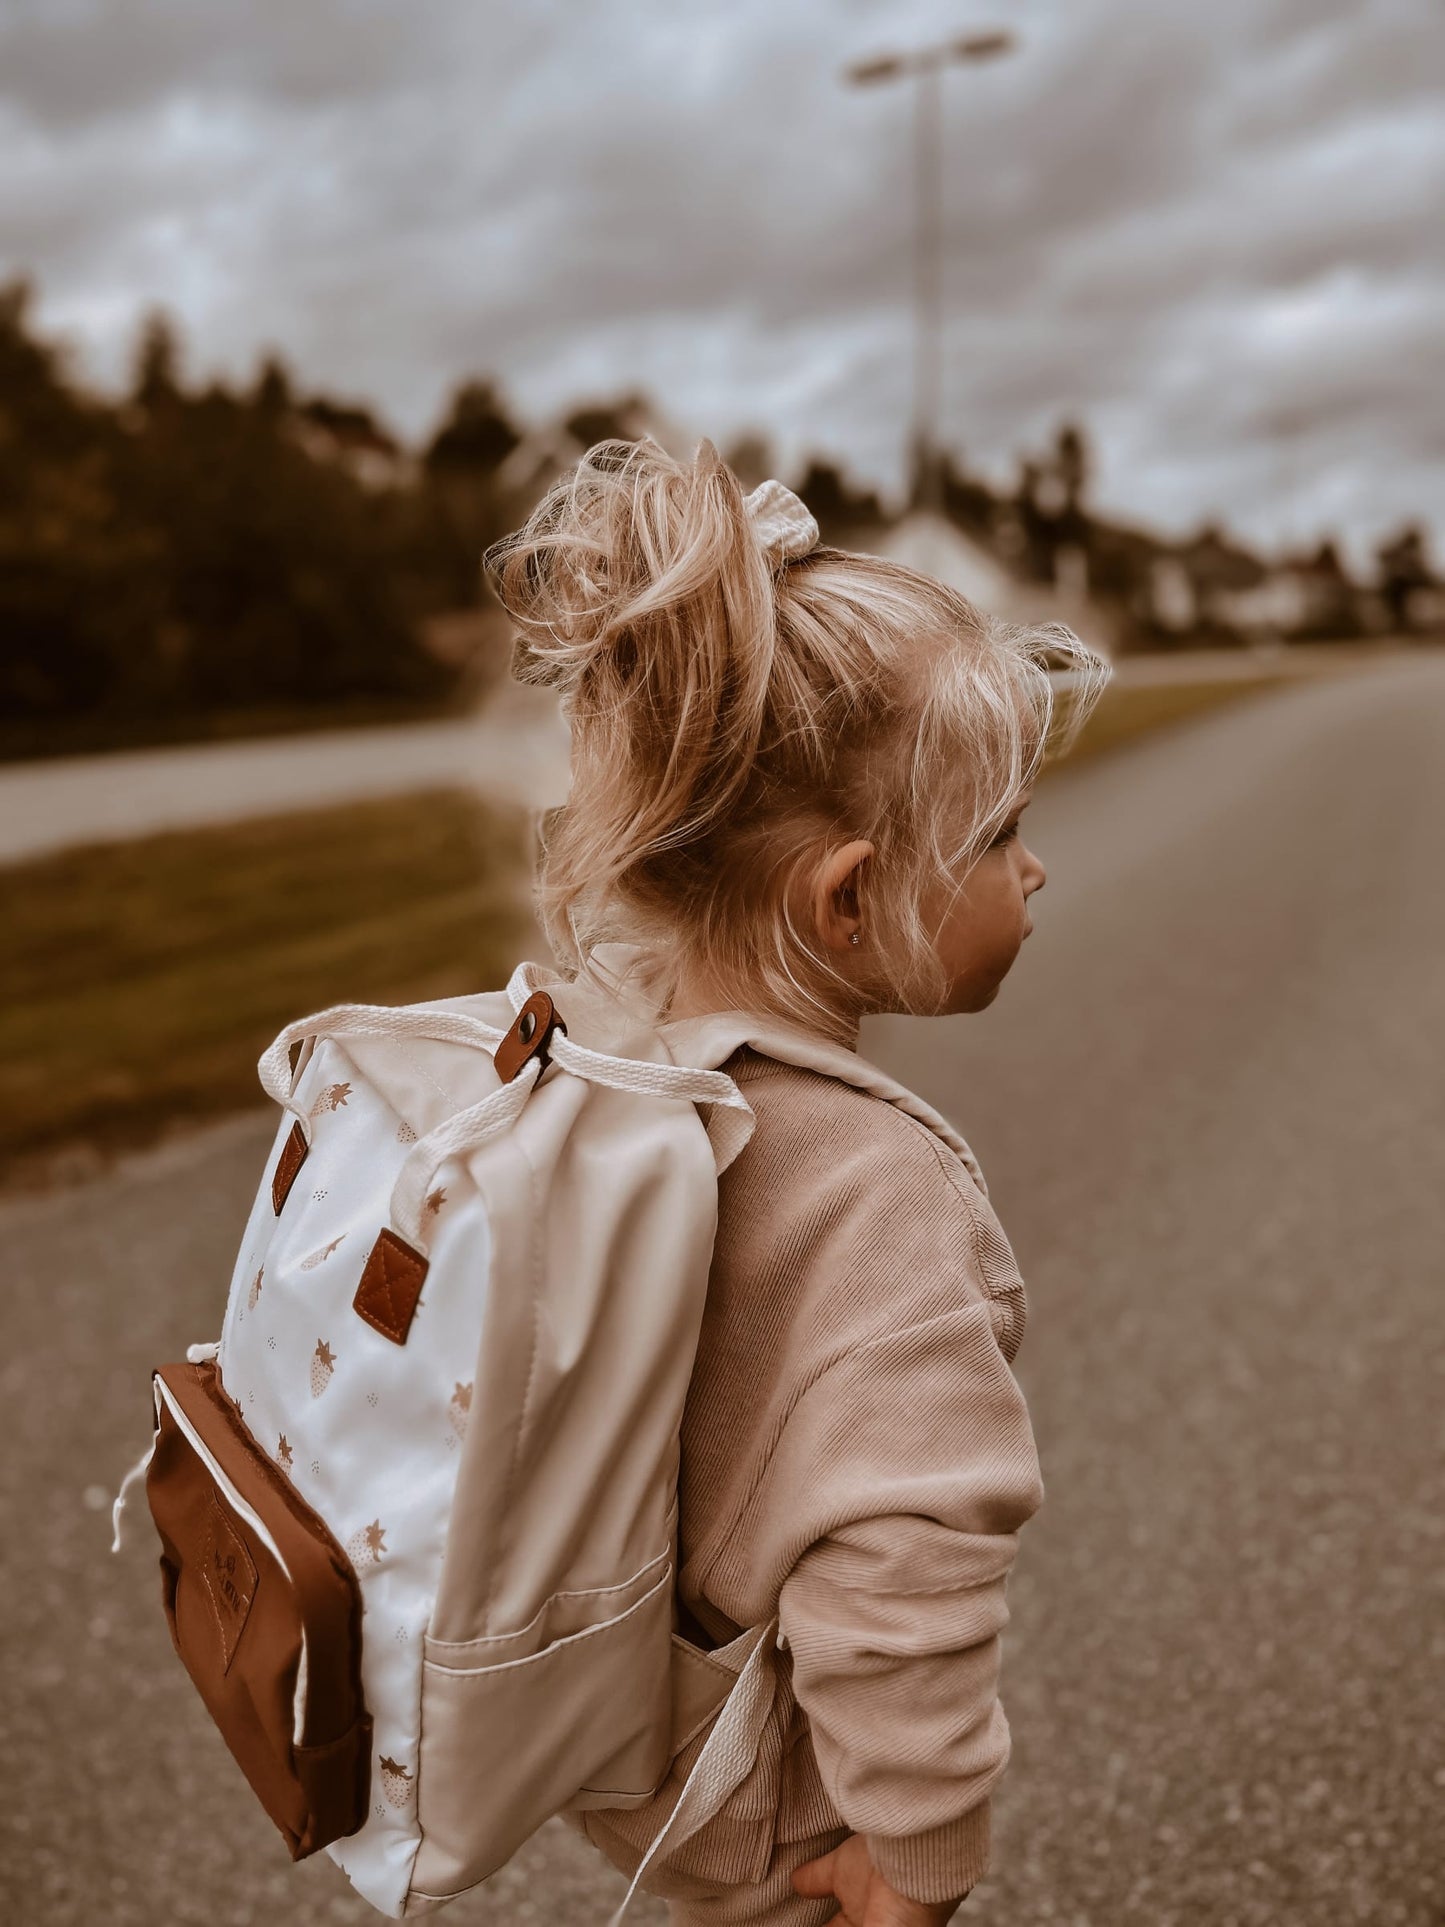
[0,790,536,1190]
[0,665,1310,1193]
[1048,673,1291,768]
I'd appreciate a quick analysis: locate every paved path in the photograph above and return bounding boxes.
[1,647,1414,865]
[0,678,574,864]
[3,654,1441,1924]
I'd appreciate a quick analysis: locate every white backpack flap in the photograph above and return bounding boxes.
[121,958,759,1922]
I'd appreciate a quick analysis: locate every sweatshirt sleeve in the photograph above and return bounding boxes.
[770,1293,1044,1905]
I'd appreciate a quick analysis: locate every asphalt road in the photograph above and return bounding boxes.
[4,650,1441,1926]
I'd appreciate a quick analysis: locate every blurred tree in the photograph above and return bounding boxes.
[300,393,398,451]
[795,457,884,543]
[425,379,520,475]
[939,452,997,538]
[1,283,455,749]
[420,378,524,607]
[123,380,444,709]
[1013,459,1054,582]
[0,277,163,722]
[251,352,295,420]
[131,307,183,412]
[723,432,774,490]
[1376,523,1433,633]
[1055,421,1089,511]
[563,394,649,451]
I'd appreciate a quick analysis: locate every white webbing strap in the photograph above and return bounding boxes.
[255,962,758,1245]
[606,1619,780,1927]
[543,1025,756,1177]
[389,1054,543,1245]
[256,1002,508,1111]
[389,1026,757,1247]
[257,960,750,1118]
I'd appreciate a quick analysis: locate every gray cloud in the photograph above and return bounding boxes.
[2,0,1441,567]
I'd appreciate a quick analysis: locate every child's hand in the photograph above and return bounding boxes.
[791,1834,967,1925]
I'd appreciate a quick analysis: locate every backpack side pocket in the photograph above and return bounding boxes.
[145,1359,371,1858]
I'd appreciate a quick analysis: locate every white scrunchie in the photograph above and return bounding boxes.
[743,478,820,569]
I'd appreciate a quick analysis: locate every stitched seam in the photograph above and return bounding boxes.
[377,1247,407,1326]
[199,1492,254,1664]
[355,1234,425,1344]
[486,1134,542,1613]
[741,1053,987,1190]
[394,1039,459,1105]
[692,1297,998,1600]
[790,1570,1015,1601]
[199,1503,231,1654]
[426,1549,675,1657]
[689,1065,994,1595]
[919,1131,1024,1340]
[354,1299,401,1343]
[272,1126,306,1212]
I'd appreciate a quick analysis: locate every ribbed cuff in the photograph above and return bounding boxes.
[865,1799,991,1905]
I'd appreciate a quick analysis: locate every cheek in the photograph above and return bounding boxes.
[942,874,1022,978]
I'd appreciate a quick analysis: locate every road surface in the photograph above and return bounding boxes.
[3,651,1441,1925]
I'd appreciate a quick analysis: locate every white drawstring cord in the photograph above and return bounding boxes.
[605,1619,780,1927]
[110,1436,157,1553]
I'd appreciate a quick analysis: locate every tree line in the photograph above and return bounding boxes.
[3,277,1437,757]
[1,281,530,753]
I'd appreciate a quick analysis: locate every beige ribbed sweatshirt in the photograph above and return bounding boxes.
[575,1044,1043,1920]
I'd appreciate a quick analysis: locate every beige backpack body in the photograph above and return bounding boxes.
[112,940,981,1921]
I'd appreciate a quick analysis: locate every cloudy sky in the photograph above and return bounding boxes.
[3,0,1442,567]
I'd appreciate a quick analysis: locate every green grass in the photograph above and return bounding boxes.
[0,665,1304,1190]
[1047,674,1290,768]
[0,790,536,1186]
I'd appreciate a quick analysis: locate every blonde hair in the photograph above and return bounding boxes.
[485,436,1111,1036]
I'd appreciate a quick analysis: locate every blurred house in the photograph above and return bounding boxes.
[1142,526,1269,640]
[290,398,418,491]
[496,393,689,508]
[875,511,1124,658]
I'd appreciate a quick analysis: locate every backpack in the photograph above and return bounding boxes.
[110,940,989,1921]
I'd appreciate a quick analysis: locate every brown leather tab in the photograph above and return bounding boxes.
[494,990,567,1085]
[353,1228,429,1346]
[272,1120,309,1214]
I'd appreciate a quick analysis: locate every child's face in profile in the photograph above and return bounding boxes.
[924,789,1044,1013]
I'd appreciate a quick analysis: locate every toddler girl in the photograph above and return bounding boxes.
[487,439,1109,1926]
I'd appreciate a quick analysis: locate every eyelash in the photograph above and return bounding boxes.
[991,822,1020,848]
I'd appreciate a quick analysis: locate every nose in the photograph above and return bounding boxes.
[1023,844,1046,895]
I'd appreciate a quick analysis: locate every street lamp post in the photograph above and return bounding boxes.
[845,30,1016,515]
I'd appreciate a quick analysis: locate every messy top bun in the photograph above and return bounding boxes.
[485,437,1109,1039]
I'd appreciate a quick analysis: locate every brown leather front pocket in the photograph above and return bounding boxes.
[145,1359,371,1858]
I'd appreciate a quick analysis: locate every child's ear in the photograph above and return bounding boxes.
[813,839,875,941]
